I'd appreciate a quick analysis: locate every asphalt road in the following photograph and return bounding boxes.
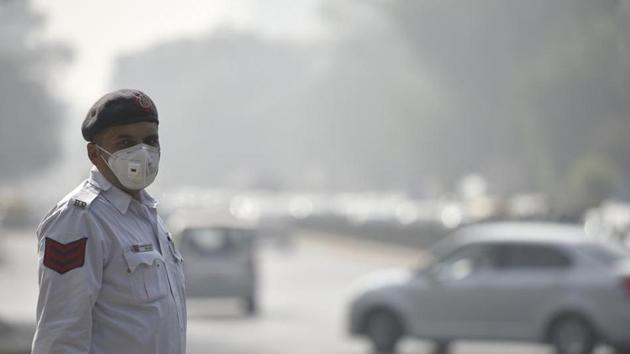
[0,229,614,354]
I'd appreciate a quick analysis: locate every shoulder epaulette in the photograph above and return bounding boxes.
[69,183,100,210]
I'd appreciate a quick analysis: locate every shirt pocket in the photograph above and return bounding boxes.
[123,249,169,302]
[166,234,185,287]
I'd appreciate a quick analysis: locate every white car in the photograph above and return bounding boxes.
[171,217,259,315]
[348,222,630,354]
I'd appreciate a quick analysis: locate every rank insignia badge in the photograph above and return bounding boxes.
[43,237,88,274]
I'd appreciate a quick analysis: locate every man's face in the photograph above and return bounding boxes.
[87,121,159,192]
[95,121,160,153]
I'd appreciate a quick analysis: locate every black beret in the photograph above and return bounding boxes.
[81,89,159,141]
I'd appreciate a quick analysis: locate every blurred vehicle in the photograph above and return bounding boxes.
[170,216,259,315]
[0,319,33,354]
[348,222,630,354]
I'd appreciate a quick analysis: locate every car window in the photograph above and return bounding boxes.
[183,227,255,256]
[579,242,630,264]
[435,244,498,280]
[498,244,571,270]
[184,228,232,254]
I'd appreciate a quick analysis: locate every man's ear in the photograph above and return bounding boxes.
[87,143,100,165]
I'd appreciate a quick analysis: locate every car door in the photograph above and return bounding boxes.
[482,243,573,340]
[411,242,503,340]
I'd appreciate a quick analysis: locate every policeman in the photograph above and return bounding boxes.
[32,89,186,354]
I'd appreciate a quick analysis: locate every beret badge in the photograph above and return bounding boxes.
[135,93,153,112]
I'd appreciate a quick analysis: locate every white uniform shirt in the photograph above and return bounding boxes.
[32,167,187,354]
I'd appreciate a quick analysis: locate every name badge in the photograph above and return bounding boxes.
[131,244,154,253]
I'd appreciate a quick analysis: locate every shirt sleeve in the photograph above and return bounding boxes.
[31,204,108,354]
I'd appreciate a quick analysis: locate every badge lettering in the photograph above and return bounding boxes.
[131,244,154,253]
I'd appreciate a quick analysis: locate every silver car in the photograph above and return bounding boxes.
[172,218,258,315]
[348,222,630,354]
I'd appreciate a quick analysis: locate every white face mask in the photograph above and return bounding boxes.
[96,143,160,190]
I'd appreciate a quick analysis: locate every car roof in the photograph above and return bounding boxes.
[452,222,590,246]
[166,209,257,235]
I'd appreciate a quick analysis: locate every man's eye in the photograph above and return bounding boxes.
[118,140,134,148]
[146,138,160,147]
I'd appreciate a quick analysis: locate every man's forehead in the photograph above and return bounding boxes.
[101,122,159,139]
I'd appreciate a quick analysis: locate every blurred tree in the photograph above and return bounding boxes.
[0,0,70,181]
[554,155,620,220]
[113,30,314,189]
[112,8,449,192]
[111,0,630,202]
[381,0,630,196]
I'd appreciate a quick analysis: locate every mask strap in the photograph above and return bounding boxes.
[94,145,113,166]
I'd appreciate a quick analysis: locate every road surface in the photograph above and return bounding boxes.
[0,228,614,354]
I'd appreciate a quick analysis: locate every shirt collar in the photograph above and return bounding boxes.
[88,166,158,214]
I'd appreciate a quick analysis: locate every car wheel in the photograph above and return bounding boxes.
[550,316,597,354]
[365,310,403,354]
[433,341,451,354]
[243,295,257,315]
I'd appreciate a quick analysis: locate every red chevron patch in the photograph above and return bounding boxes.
[43,237,88,274]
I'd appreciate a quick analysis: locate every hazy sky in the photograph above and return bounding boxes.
[23,0,325,198]
[12,0,629,210]
[32,0,325,116]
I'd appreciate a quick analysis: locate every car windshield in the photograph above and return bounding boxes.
[416,237,457,272]
[185,227,254,254]
[186,228,230,253]
[579,242,630,264]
